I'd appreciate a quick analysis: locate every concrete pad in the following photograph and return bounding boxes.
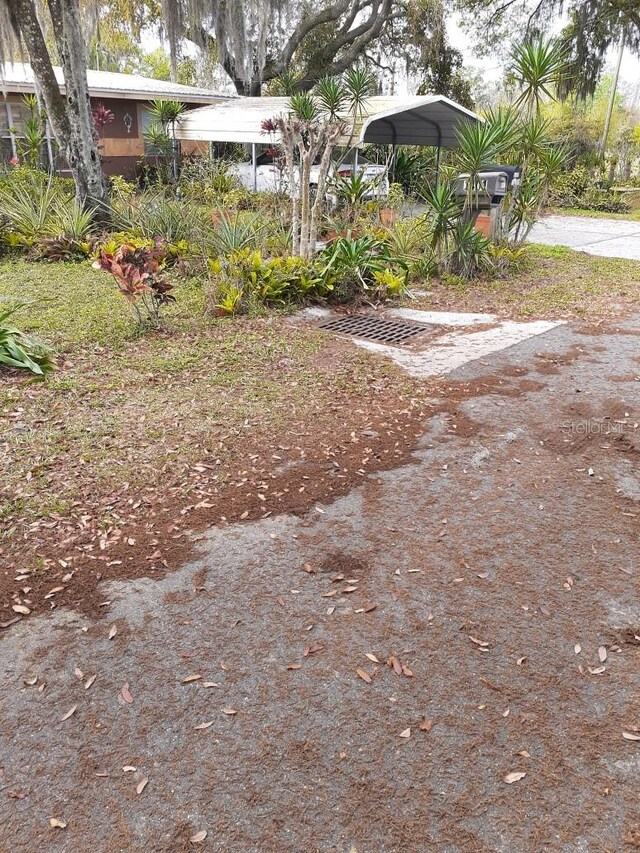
[353,318,563,378]
[529,214,640,259]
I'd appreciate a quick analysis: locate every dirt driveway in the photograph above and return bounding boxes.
[1,319,639,853]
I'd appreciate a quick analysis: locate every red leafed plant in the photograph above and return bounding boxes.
[94,242,175,327]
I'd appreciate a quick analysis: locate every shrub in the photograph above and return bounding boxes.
[315,235,408,303]
[207,250,319,315]
[549,167,630,213]
[112,190,207,245]
[0,302,55,377]
[93,242,176,327]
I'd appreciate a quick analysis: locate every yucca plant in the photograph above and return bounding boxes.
[449,220,494,280]
[420,183,461,260]
[455,120,510,211]
[0,177,63,241]
[0,302,54,377]
[510,37,569,118]
[211,211,265,256]
[48,198,96,241]
[315,76,348,120]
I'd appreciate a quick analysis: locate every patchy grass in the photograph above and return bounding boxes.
[1,258,427,616]
[406,244,640,319]
[545,206,640,222]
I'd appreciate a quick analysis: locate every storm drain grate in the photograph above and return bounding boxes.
[318,314,433,346]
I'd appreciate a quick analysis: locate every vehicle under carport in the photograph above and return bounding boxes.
[175,94,482,191]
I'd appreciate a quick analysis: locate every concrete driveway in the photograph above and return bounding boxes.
[2,318,639,852]
[529,214,640,260]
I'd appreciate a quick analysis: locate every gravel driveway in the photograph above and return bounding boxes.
[1,318,639,852]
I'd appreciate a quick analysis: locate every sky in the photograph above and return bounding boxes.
[447,14,640,104]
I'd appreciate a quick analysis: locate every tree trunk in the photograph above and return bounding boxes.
[48,0,109,215]
[14,0,109,217]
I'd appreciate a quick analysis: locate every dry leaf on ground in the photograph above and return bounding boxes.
[121,683,133,703]
[49,818,67,829]
[356,669,372,684]
[504,771,527,784]
[136,777,148,794]
[190,830,207,843]
[398,728,411,738]
[61,705,77,721]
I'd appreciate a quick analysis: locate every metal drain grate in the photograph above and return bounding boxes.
[318,314,432,346]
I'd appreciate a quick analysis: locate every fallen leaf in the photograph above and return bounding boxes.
[469,636,489,648]
[476,572,489,579]
[286,663,302,670]
[588,666,606,675]
[49,818,67,829]
[504,771,526,784]
[182,674,202,683]
[387,656,403,676]
[61,705,77,721]
[190,830,207,844]
[222,708,237,715]
[516,749,530,758]
[398,728,411,738]
[74,667,84,680]
[516,657,526,666]
[202,682,220,688]
[84,674,97,690]
[356,669,372,684]
[23,676,37,686]
[136,777,148,795]
[401,665,413,677]
[122,766,136,772]
[195,721,213,730]
[502,709,510,717]
[12,605,30,615]
[574,644,581,654]
[622,732,640,741]
[598,646,607,663]
[303,642,324,657]
[419,718,433,732]
[108,625,117,640]
[121,683,133,703]
[363,602,378,613]
[365,653,379,663]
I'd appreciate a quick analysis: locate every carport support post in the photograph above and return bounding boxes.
[251,142,257,192]
[435,144,441,191]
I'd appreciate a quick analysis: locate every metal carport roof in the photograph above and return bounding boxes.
[175,95,481,148]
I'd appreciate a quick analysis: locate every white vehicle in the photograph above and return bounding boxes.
[231,149,388,199]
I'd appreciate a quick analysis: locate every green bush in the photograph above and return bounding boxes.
[208,250,319,315]
[549,167,630,213]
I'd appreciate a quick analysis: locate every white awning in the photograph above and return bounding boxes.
[175,95,481,148]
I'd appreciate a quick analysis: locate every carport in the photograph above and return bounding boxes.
[175,94,481,189]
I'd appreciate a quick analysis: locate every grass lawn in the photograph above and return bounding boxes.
[403,244,640,319]
[1,246,639,620]
[0,259,427,619]
[545,206,640,222]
